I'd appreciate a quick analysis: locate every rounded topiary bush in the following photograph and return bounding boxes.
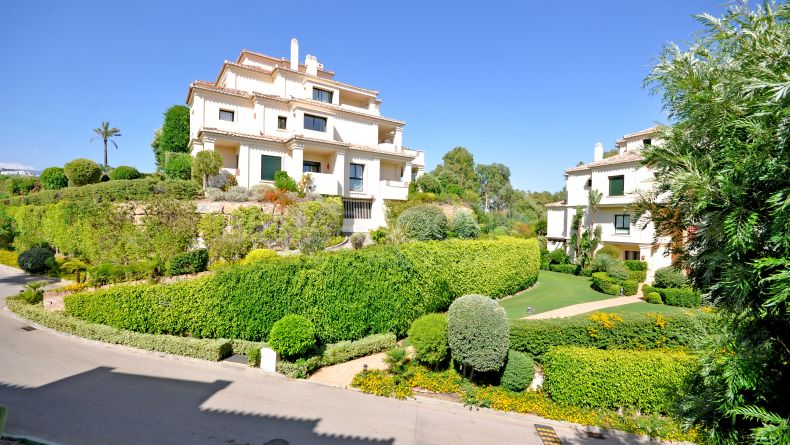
[268,314,316,358]
[17,247,55,274]
[39,167,68,190]
[645,292,663,304]
[109,166,142,180]
[164,153,193,180]
[549,249,568,265]
[397,204,448,241]
[407,313,448,368]
[500,350,535,392]
[449,212,480,239]
[447,294,509,375]
[654,267,687,289]
[64,158,102,186]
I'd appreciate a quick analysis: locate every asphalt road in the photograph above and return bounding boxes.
[0,265,647,445]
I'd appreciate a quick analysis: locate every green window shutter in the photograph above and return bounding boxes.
[261,155,281,181]
[609,176,624,196]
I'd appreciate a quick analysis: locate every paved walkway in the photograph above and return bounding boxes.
[308,352,388,387]
[0,265,656,445]
[524,295,643,319]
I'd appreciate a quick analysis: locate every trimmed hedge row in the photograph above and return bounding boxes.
[591,272,638,295]
[548,263,593,277]
[509,311,715,358]
[543,346,695,413]
[65,238,541,343]
[7,298,232,361]
[322,332,397,366]
[643,285,702,308]
[0,178,199,206]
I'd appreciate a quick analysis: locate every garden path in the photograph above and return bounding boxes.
[523,284,645,319]
[308,352,388,387]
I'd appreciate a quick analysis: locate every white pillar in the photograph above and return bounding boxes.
[394,128,403,150]
[403,163,413,183]
[334,151,346,194]
[289,144,304,181]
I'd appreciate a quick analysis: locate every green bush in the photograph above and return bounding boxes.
[64,158,102,186]
[624,260,647,271]
[0,209,15,250]
[509,311,714,358]
[449,212,480,239]
[0,178,199,206]
[5,176,38,195]
[548,249,568,265]
[242,249,278,264]
[549,263,578,275]
[407,313,449,368]
[168,249,209,275]
[591,272,637,296]
[268,314,316,358]
[65,238,540,343]
[627,270,647,283]
[274,171,297,192]
[7,297,232,361]
[448,295,509,374]
[164,153,193,180]
[653,267,687,289]
[109,166,142,180]
[247,347,261,367]
[88,261,156,286]
[17,247,55,273]
[645,292,663,304]
[542,346,695,413]
[349,232,365,249]
[414,173,442,194]
[39,167,68,190]
[500,350,535,392]
[321,332,397,366]
[397,204,448,241]
[276,356,322,379]
[660,287,702,308]
[596,245,620,259]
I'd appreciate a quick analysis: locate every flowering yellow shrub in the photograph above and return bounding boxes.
[56,282,89,293]
[351,370,412,399]
[589,312,623,329]
[0,250,19,268]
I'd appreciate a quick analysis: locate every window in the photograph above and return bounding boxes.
[313,88,333,103]
[642,138,652,147]
[261,155,281,181]
[303,161,321,173]
[219,109,235,122]
[277,116,287,130]
[343,198,371,219]
[609,175,624,196]
[349,163,364,192]
[625,250,640,261]
[304,114,327,132]
[615,214,631,235]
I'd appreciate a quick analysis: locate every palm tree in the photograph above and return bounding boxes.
[60,259,89,283]
[91,122,122,167]
[587,189,603,228]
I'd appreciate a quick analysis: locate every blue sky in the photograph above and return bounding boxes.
[0,0,723,191]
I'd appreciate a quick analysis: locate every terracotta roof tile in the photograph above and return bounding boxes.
[565,149,644,173]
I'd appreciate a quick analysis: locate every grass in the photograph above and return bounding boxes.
[500,270,616,319]
[597,302,703,315]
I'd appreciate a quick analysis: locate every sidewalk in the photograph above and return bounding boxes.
[524,295,642,319]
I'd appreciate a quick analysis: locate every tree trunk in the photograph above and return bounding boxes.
[103,138,108,167]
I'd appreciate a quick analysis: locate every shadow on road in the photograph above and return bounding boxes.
[0,366,394,445]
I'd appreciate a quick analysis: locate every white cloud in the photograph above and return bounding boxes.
[0,162,35,170]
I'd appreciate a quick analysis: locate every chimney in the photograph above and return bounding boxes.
[305,55,319,76]
[290,38,299,71]
[594,142,603,161]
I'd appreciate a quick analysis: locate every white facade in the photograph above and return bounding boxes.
[187,39,425,232]
[546,127,672,281]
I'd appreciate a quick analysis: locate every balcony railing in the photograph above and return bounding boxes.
[379,180,408,200]
[307,172,340,195]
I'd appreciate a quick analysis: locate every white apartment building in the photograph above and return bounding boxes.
[187,39,425,232]
[546,127,672,281]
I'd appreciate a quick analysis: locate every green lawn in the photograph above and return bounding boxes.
[500,270,615,319]
[597,302,703,315]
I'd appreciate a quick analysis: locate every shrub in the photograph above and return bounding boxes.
[653,267,687,289]
[17,247,55,274]
[164,153,192,180]
[500,350,535,392]
[19,281,47,304]
[370,227,387,244]
[591,254,618,273]
[414,173,442,194]
[542,346,696,413]
[645,292,663,304]
[268,314,316,358]
[64,158,102,186]
[0,249,19,268]
[274,171,298,192]
[5,176,38,195]
[350,232,366,249]
[65,238,540,343]
[322,332,397,366]
[39,167,68,190]
[0,209,15,250]
[660,287,702,308]
[168,249,209,276]
[549,264,578,275]
[627,270,647,283]
[6,297,231,361]
[407,313,449,368]
[109,166,142,180]
[509,311,715,358]
[606,263,629,281]
[0,178,199,206]
[88,261,156,286]
[397,205,448,241]
[276,356,322,378]
[449,212,480,239]
[192,150,223,188]
[247,348,261,367]
[298,233,325,254]
[243,249,278,264]
[596,245,620,259]
[624,260,647,271]
[548,249,569,265]
[591,272,636,296]
[448,295,509,374]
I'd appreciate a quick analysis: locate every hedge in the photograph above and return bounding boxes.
[0,249,19,268]
[509,311,715,358]
[0,178,199,206]
[643,285,702,308]
[591,272,637,296]
[623,260,647,271]
[7,298,232,361]
[549,264,578,275]
[65,238,541,343]
[321,332,397,366]
[542,346,696,413]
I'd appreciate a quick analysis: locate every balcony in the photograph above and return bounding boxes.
[377,142,401,153]
[308,172,340,195]
[379,180,408,200]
